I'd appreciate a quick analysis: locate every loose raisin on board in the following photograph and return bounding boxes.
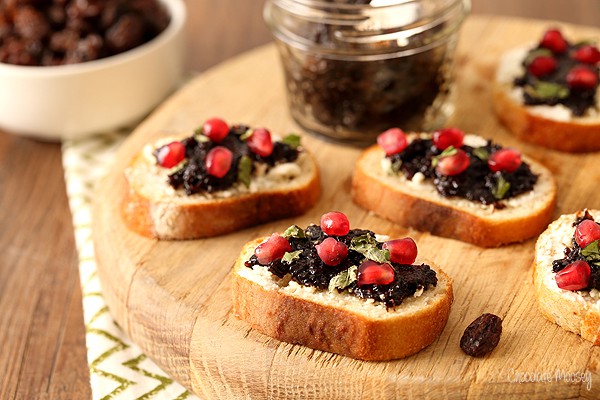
[460,313,502,357]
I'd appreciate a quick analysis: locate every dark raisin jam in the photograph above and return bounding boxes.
[552,211,600,291]
[154,124,299,195]
[264,0,469,144]
[387,138,538,205]
[245,225,438,309]
[514,40,599,117]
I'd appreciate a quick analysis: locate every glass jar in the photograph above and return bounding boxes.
[264,0,470,145]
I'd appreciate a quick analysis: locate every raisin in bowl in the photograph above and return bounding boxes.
[0,0,186,140]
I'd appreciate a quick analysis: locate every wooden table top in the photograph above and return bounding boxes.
[1,13,599,399]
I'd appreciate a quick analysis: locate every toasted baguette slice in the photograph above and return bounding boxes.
[122,137,320,239]
[533,210,600,345]
[351,135,557,247]
[232,238,453,361]
[493,47,600,152]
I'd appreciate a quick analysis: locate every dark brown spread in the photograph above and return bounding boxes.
[158,125,299,195]
[515,45,599,117]
[387,138,538,206]
[245,225,438,308]
[552,211,600,291]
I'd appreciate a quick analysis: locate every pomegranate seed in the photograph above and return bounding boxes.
[377,128,408,155]
[573,45,600,64]
[383,238,418,265]
[202,117,230,142]
[436,149,469,176]
[155,141,186,168]
[575,219,600,249]
[555,260,591,291]
[254,234,292,265]
[205,146,233,178]
[357,260,395,286]
[527,55,558,77]
[247,128,274,157]
[320,211,350,236]
[540,28,568,54]
[566,66,599,90]
[433,127,464,150]
[315,237,348,266]
[487,148,522,173]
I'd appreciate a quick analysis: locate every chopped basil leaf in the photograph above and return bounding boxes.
[582,240,600,267]
[328,265,358,292]
[239,128,253,141]
[432,146,457,168]
[350,234,390,263]
[524,48,553,64]
[574,40,597,47]
[168,159,188,174]
[237,155,252,188]
[473,147,489,161]
[391,159,403,174]
[282,225,306,239]
[282,250,303,264]
[525,81,569,101]
[193,127,210,142]
[281,134,301,149]
[492,174,511,200]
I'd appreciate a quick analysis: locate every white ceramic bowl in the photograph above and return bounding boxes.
[0,0,186,140]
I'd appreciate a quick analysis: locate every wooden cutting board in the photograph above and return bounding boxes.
[93,16,600,399]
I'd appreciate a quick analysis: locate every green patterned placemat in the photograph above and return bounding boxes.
[62,130,199,400]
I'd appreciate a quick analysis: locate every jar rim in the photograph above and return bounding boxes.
[265,0,471,59]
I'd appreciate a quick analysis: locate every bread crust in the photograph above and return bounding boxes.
[493,83,600,153]
[351,145,557,248]
[533,211,600,345]
[121,141,321,240]
[232,239,453,361]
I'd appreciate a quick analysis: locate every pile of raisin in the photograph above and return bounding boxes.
[0,0,170,66]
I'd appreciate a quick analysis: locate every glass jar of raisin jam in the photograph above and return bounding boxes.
[264,0,470,144]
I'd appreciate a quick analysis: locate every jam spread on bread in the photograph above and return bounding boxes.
[245,212,438,309]
[380,127,538,206]
[514,28,600,117]
[153,118,300,195]
[552,210,600,292]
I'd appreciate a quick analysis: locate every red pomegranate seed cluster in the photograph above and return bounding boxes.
[528,28,600,92]
[554,218,600,292]
[154,117,284,185]
[253,212,426,290]
[377,126,524,178]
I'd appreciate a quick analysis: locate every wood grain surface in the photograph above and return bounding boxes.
[0,135,91,400]
[93,16,600,399]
